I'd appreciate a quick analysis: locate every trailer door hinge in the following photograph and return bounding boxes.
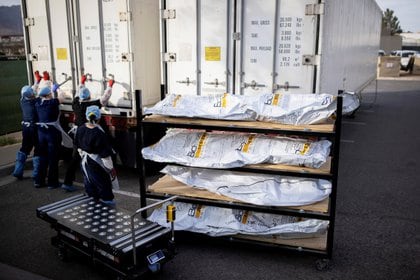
[161,9,176,19]
[302,54,320,66]
[24,17,35,26]
[119,11,132,22]
[163,52,176,62]
[121,52,133,62]
[28,53,38,61]
[305,3,325,15]
[232,32,241,40]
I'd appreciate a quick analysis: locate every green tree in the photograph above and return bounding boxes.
[382,8,403,34]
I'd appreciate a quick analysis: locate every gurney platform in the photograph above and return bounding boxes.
[37,194,176,279]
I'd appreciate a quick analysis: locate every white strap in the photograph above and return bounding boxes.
[21,121,32,127]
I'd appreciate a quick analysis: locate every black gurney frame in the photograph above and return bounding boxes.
[37,194,177,279]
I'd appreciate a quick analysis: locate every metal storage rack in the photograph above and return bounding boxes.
[136,91,342,267]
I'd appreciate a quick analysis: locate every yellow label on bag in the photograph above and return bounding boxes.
[241,211,249,224]
[195,205,203,218]
[300,143,310,155]
[221,93,228,108]
[172,95,182,107]
[242,135,256,153]
[273,93,282,106]
[195,133,207,158]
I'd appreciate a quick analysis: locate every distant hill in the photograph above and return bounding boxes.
[0,5,23,36]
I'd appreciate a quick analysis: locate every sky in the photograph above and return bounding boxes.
[1,0,420,32]
[375,0,420,32]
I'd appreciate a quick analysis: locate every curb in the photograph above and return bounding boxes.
[0,164,13,177]
[0,160,32,178]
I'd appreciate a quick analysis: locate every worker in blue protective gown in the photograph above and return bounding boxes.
[35,74,68,189]
[75,105,117,205]
[12,71,42,183]
[61,75,114,192]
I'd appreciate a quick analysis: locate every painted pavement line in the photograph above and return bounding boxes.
[114,189,140,198]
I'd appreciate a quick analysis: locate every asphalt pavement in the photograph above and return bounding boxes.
[0,76,419,280]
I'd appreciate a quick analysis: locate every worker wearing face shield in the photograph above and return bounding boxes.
[61,75,114,192]
[34,72,69,189]
[12,71,42,185]
[75,105,117,205]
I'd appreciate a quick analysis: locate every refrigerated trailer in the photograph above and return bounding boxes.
[20,0,382,166]
[161,0,382,96]
[20,0,162,166]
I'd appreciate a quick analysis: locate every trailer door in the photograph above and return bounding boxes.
[76,0,133,113]
[200,0,233,95]
[273,0,319,94]
[236,0,319,95]
[22,0,75,103]
[163,0,232,96]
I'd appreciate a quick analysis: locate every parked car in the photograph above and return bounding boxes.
[389,50,419,70]
[378,50,386,56]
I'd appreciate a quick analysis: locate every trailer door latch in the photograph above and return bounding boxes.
[273,82,300,91]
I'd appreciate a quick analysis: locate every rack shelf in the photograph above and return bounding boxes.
[148,175,329,215]
[142,115,336,137]
[233,233,328,252]
[137,93,342,260]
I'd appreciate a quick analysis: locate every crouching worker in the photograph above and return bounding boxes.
[75,105,117,205]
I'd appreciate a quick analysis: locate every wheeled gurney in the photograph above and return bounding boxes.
[37,194,177,279]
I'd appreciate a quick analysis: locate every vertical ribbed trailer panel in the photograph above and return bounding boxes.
[161,0,382,96]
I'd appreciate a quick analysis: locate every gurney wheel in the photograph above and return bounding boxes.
[315,258,331,271]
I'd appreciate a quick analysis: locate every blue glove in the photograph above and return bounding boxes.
[52,83,60,93]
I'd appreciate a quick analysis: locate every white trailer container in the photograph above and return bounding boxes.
[20,0,162,166]
[160,0,382,96]
[20,0,162,113]
[20,0,381,165]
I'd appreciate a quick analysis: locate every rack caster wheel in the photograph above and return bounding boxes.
[58,245,68,262]
[315,258,331,271]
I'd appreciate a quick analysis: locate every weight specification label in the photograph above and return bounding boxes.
[277,16,304,68]
[247,18,273,65]
[103,22,121,64]
[245,16,304,68]
[82,25,101,62]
